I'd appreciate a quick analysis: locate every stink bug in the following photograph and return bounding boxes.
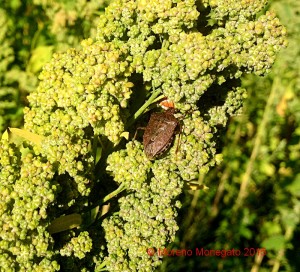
[143,108,180,160]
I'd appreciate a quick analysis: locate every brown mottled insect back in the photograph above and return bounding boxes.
[143,108,180,160]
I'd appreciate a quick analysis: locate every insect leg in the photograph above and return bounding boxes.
[133,127,145,140]
[175,121,183,154]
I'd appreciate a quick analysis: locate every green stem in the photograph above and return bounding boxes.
[103,183,126,203]
[234,77,280,211]
[96,260,107,271]
[80,183,126,228]
[127,89,163,127]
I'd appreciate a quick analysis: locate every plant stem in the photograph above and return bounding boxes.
[234,77,280,211]
[103,183,126,203]
[127,89,163,127]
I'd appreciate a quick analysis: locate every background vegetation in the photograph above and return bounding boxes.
[0,0,298,271]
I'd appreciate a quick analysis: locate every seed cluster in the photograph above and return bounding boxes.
[0,140,60,271]
[105,141,183,271]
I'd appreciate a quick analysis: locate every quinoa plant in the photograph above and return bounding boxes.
[0,0,286,271]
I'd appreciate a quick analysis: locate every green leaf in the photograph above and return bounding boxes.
[239,226,252,239]
[9,127,44,145]
[27,45,54,74]
[48,214,82,234]
[1,130,9,140]
[261,235,285,251]
[286,174,300,197]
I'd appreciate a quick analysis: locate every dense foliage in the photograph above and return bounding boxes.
[0,0,293,271]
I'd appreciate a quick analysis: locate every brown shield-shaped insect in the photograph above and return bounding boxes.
[143,108,180,160]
